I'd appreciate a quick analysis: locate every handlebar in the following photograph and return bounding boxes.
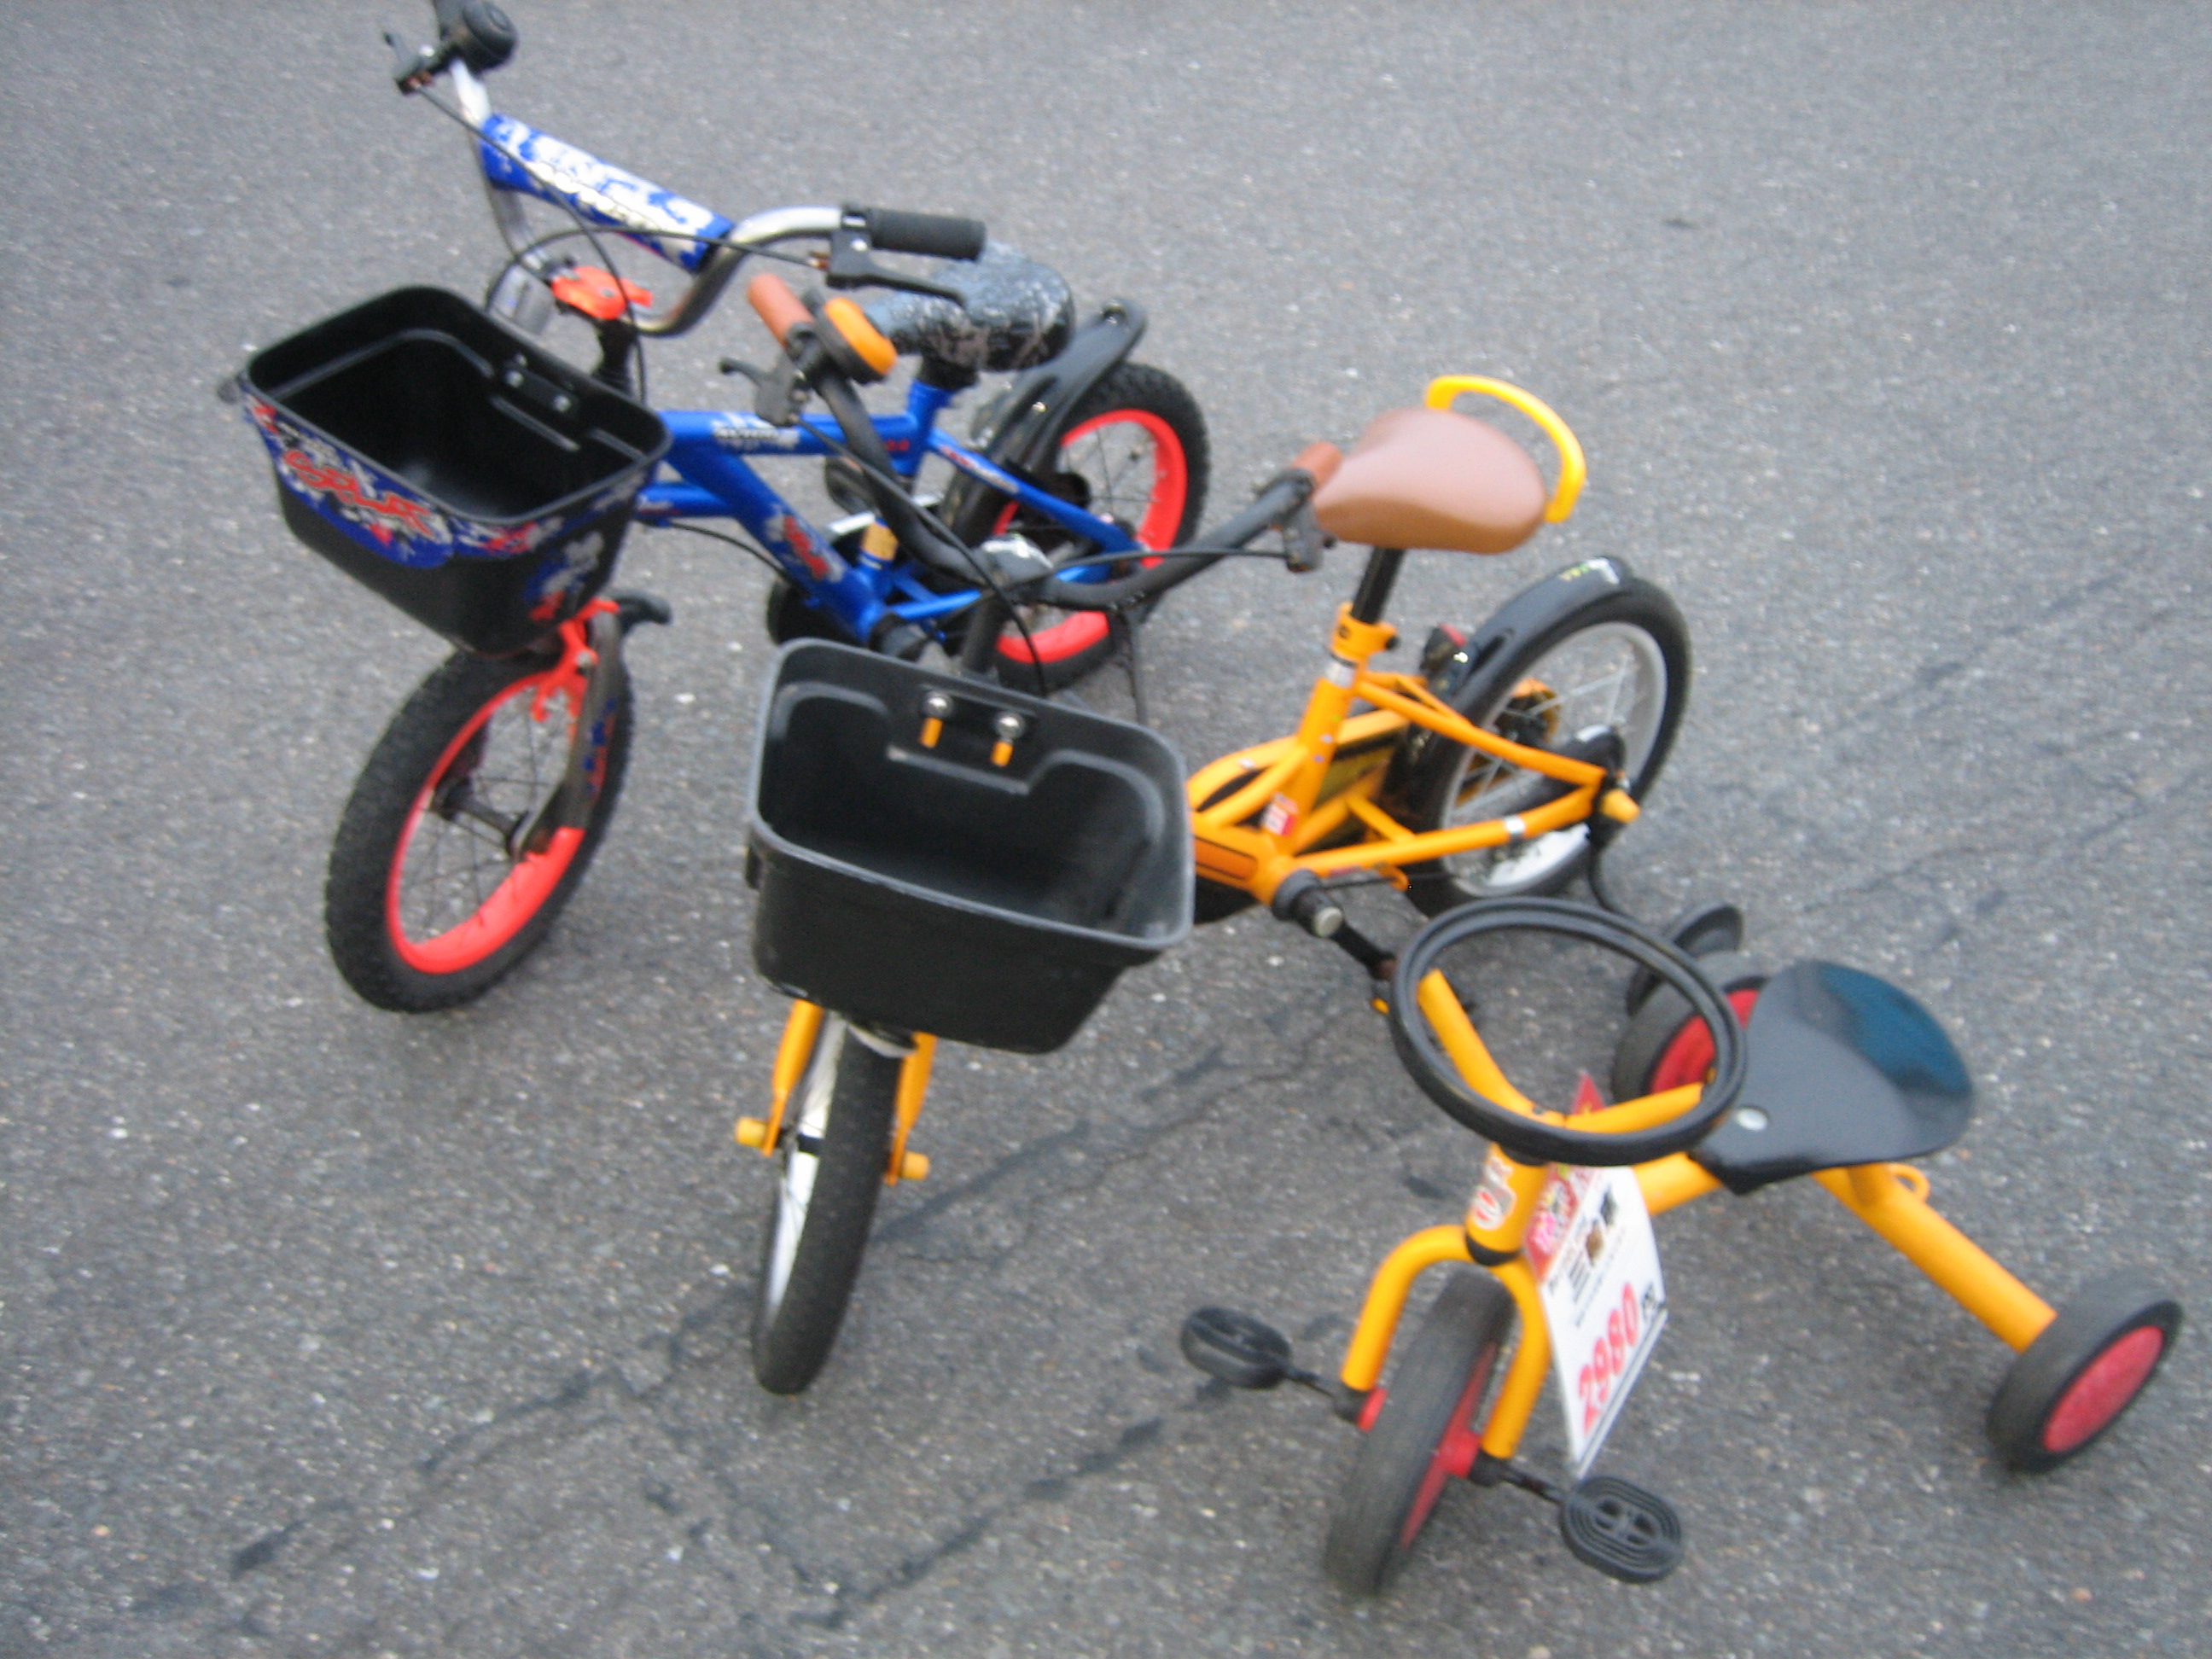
[1388,900,1747,1167]
[405,15,988,341]
[853,207,987,261]
[745,271,813,346]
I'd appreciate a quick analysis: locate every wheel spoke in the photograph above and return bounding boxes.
[1440,622,1670,891]
[393,678,575,943]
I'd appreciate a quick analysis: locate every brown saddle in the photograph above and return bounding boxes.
[1307,406,1546,555]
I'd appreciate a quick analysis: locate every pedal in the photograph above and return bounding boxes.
[1558,1476,1684,1584]
[1180,1307,1299,1390]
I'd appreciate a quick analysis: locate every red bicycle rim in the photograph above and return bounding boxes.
[996,406,1189,666]
[385,677,585,975]
[1397,1350,1496,1551]
[1650,987,1762,1094]
[2042,1325,2163,1453]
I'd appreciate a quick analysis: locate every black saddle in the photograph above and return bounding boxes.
[1691,961,1974,1194]
[862,242,1074,374]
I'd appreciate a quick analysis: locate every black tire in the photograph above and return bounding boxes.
[1324,1270,1517,1597]
[1622,899,1746,1015]
[1400,579,1689,912]
[1609,952,1769,1102]
[750,1016,903,1394]
[944,360,1209,691]
[324,650,631,1012]
[1987,1270,2181,1473]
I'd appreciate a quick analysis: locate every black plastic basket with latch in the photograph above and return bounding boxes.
[747,642,1193,1053]
[237,287,669,657]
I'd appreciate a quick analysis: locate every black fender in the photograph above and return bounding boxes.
[971,301,1147,473]
[1387,554,1668,789]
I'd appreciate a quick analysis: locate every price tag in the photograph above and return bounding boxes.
[1528,1162,1665,1476]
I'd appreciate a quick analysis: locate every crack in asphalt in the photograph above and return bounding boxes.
[783,1417,1168,1633]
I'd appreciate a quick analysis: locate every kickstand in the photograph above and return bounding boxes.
[1110,608,1149,726]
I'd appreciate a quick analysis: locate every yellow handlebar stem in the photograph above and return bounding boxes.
[1424,375,1586,524]
[1416,971,1547,1120]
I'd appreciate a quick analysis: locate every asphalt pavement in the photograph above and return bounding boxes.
[3,3,2209,1656]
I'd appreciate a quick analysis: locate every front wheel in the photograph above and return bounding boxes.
[324,650,631,1012]
[750,1015,903,1394]
[1399,578,1690,911]
[1324,1269,1517,1597]
[944,360,1210,691]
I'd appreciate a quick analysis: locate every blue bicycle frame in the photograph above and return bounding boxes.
[450,68,1144,654]
[635,390,1141,649]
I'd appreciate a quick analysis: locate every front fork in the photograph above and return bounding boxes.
[736,1001,939,1185]
[513,594,667,855]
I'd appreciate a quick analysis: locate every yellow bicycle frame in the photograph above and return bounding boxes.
[744,373,1636,1188]
[1188,604,1639,914]
[1336,980,2059,1464]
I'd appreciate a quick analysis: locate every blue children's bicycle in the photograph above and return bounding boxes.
[246,3,1210,1013]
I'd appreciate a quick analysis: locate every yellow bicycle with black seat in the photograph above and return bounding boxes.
[1180,899,2182,1596]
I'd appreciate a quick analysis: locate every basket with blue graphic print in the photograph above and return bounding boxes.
[240,287,668,656]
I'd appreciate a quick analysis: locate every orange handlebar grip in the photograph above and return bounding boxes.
[1293,440,1344,489]
[747,271,812,346]
[821,297,899,377]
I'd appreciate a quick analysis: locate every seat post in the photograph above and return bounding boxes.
[1348,547,1405,625]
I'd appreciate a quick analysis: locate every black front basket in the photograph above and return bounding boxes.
[238,287,669,657]
[748,643,1193,1053]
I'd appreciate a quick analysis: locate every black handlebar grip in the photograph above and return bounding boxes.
[859,207,987,261]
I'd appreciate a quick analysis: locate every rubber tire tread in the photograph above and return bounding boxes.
[945,361,1210,691]
[1399,579,1689,914]
[1609,952,1767,1102]
[1324,1269,1516,1597]
[1985,1269,2181,1473]
[749,1028,903,1395]
[324,651,632,1013]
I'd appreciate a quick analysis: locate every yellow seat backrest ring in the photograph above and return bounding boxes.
[1424,375,1586,524]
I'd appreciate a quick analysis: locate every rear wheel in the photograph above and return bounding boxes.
[1324,1270,1517,1597]
[750,1016,903,1394]
[945,361,1209,690]
[324,651,630,1012]
[1400,581,1688,911]
[1610,952,1768,1102]
[1987,1272,2181,1473]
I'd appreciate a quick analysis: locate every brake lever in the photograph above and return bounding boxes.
[825,221,967,302]
[387,30,442,93]
[754,356,808,428]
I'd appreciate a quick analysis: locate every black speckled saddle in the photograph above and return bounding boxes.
[863,242,1074,374]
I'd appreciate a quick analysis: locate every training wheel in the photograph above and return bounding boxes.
[1986,1270,2180,1473]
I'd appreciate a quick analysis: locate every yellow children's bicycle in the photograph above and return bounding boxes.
[1178,899,2183,1594]
[736,351,1691,1393]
